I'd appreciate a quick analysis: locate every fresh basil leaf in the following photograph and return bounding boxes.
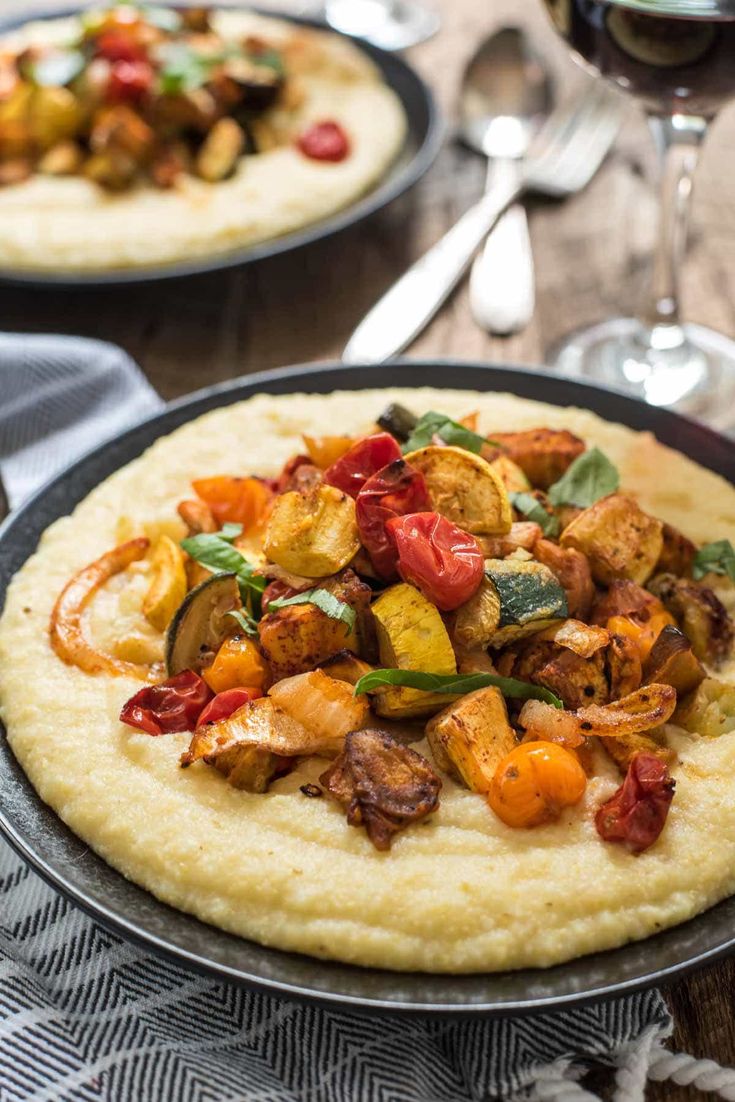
[157,43,211,94]
[141,5,183,32]
[181,533,266,615]
[402,411,486,456]
[353,669,563,709]
[692,539,735,582]
[217,522,244,543]
[226,608,259,638]
[510,492,560,538]
[547,447,619,508]
[268,588,356,634]
[29,49,85,87]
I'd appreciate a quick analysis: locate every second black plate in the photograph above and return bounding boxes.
[0,7,441,286]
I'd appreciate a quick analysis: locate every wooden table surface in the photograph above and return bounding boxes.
[6,1,735,1096]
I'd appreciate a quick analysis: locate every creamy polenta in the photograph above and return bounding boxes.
[0,10,407,271]
[1,388,734,973]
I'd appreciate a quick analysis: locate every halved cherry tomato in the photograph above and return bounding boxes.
[386,511,484,611]
[323,433,402,499]
[119,669,212,736]
[192,476,272,533]
[355,459,431,579]
[197,687,263,726]
[297,121,350,162]
[595,752,675,853]
[107,59,153,103]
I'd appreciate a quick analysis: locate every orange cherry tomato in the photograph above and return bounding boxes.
[202,637,269,694]
[192,476,271,534]
[302,434,356,470]
[607,609,675,664]
[488,741,587,829]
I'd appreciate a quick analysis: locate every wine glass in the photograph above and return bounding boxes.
[541,0,735,429]
[323,0,440,51]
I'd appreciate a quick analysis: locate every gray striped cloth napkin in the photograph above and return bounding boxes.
[0,334,675,1101]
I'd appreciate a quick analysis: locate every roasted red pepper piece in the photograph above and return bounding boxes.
[119,670,213,736]
[355,459,431,579]
[386,511,485,611]
[323,432,402,499]
[197,687,263,726]
[595,752,675,853]
[297,121,350,162]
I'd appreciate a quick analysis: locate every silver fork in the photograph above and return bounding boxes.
[343,83,624,365]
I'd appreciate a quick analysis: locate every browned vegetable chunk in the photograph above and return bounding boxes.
[561,494,663,586]
[606,633,643,699]
[533,538,595,620]
[476,521,542,559]
[657,523,697,577]
[591,579,661,626]
[485,428,585,489]
[511,640,609,710]
[259,601,360,680]
[425,687,516,792]
[600,731,673,773]
[320,729,441,850]
[178,498,217,535]
[642,625,707,696]
[648,574,734,666]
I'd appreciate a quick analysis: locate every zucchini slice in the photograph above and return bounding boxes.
[165,572,241,675]
[484,558,568,647]
[403,444,512,535]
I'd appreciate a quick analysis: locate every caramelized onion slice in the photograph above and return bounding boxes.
[533,618,610,658]
[50,537,158,680]
[519,683,677,745]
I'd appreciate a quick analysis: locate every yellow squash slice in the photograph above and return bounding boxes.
[403,444,512,535]
[264,484,360,578]
[142,535,188,632]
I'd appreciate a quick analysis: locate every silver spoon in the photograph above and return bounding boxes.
[460,27,553,335]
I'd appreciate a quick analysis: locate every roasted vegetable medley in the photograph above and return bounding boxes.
[0,3,351,190]
[50,404,735,854]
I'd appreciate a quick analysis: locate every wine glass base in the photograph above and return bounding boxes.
[549,318,735,435]
[323,0,440,50]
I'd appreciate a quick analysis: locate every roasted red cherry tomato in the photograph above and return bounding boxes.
[595,752,675,853]
[95,29,147,63]
[386,512,484,611]
[277,454,322,494]
[355,459,431,579]
[323,433,401,499]
[119,670,213,736]
[297,121,350,162]
[107,59,153,103]
[197,687,263,726]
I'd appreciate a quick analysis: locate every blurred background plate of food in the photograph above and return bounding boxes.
[0,2,440,282]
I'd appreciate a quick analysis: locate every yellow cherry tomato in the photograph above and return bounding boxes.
[203,636,269,694]
[488,741,587,829]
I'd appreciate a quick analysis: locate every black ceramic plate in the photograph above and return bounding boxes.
[0,7,441,287]
[2,361,735,1017]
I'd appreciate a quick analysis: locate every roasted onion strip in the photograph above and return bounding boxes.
[50,537,158,681]
[519,683,677,748]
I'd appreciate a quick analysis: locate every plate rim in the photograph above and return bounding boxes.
[0,4,443,287]
[2,357,735,1017]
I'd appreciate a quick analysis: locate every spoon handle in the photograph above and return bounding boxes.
[470,159,535,336]
[342,176,522,365]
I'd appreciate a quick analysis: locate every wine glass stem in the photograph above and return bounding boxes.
[644,113,707,332]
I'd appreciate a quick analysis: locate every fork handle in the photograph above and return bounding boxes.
[342,176,523,365]
[470,159,534,336]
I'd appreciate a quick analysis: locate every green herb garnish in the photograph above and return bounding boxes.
[217,522,244,543]
[353,669,563,709]
[181,533,266,616]
[157,43,213,94]
[547,447,619,509]
[693,539,735,582]
[226,608,259,639]
[267,589,356,634]
[510,492,560,538]
[402,411,487,455]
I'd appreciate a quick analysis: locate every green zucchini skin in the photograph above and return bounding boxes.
[165,572,241,676]
[485,559,568,629]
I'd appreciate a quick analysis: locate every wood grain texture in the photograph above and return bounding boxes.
[4,1,735,1096]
